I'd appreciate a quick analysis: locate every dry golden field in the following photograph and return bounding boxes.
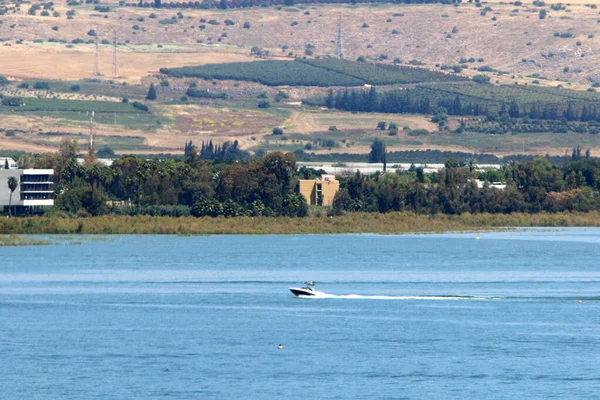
[0,44,254,82]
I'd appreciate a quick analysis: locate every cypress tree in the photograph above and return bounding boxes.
[146,84,157,100]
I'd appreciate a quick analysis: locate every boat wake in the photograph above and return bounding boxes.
[296,293,600,301]
[297,293,501,300]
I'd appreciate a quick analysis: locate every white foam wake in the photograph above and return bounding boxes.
[300,293,498,300]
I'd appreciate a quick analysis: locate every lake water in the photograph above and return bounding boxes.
[1,229,600,399]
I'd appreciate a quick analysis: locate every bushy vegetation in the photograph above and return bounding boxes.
[330,155,600,215]
[186,87,228,99]
[0,98,148,114]
[8,143,600,223]
[293,149,555,164]
[322,84,600,125]
[4,212,600,235]
[23,142,306,218]
[160,59,466,87]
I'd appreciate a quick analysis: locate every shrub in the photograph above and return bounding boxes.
[33,81,50,90]
[2,97,23,106]
[473,74,491,84]
[272,127,284,135]
[257,100,270,109]
[407,129,430,136]
[131,101,149,112]
[70,84,81,92]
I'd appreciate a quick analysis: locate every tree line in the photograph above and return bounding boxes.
[11,140,600,218]
[331,150,600,215]
[324,87,600,123]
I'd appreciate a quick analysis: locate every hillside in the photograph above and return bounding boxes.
[1,2,600,86]
[2,1,600,158]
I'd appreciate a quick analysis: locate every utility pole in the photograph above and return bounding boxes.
[112,29,119,78]
[85,110,96,164]
[336,12,344,58]
[87,111,95,151]
[94,35,101,76]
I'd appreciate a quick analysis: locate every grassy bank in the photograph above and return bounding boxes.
[0,234,51,246]
[1,212,600,235]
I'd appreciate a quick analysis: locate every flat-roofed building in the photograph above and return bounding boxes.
[299,174,339,206]
[0,157,18,169]
[0,169,54,214]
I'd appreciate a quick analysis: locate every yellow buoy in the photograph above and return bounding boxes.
[476,235,480,240]
[278,344,283,350]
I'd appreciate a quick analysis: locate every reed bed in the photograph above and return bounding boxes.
[0,234,51,246]
[1,212,600,235]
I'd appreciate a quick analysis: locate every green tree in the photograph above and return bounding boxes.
[191,197,223,217]
[368,139,387,171]
[146,84,157,100]
[431,107,448,128]
[4,159,9,169]
[7,176,18,217]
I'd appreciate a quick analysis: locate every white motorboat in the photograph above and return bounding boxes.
[289,281,323,297]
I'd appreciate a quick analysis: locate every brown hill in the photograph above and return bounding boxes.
[0,2,599,86]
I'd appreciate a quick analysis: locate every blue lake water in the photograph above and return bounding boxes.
[1,229,600,399]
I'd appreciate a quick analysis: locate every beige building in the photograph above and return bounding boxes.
[299,174,340,206]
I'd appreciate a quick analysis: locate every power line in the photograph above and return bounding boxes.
[94,35,101,76]
[336,12,344,58]
[112,29,119,78]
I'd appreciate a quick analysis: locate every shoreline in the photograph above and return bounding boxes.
[1,212,600,235]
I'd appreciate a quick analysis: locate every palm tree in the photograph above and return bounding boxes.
[7,176,17,217]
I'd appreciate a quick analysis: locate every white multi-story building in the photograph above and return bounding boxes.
[0,169,54,214]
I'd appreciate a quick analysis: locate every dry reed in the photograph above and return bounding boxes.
[1,212,600,235]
